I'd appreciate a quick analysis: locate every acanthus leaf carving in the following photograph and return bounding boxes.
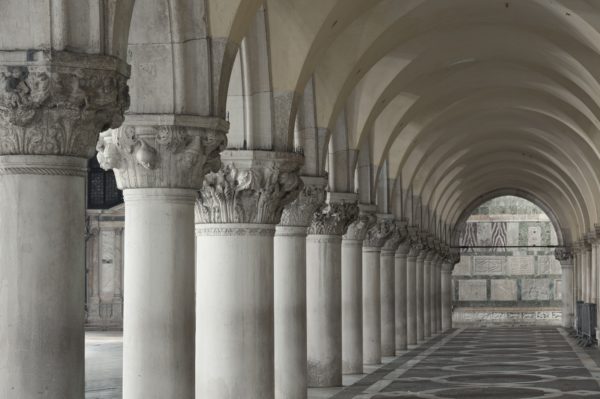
[343,211,376,241]
[0,51,130,158]
[97,120,227,189]
[195,150,304,225]
[363,218,395,248]
[307,201,359,236]
[280,176,327,227]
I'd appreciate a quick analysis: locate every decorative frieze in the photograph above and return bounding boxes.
[279,176,327,227]
[307,201,358,236]
[0,50,130,158]
[97,115,228,189]
[196,150,304,225]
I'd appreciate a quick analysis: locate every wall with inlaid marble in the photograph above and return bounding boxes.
[453,196,562,326]
[85,206,124,330]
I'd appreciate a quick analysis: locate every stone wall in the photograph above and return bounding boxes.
[85,206,124,330]
[453,196,562,326]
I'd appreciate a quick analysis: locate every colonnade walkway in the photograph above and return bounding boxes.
[85,327,600,399]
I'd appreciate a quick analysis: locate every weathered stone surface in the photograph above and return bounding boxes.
[538,255,562,275]
[196,150,304,224]
[490,279,517,301]
[453,257,472,276]
[521,279,551,301]
[507,256,534,275]
[458,280,487,301]
[98,116,228,189]
[473,256,505,275]
[0,50,130,158]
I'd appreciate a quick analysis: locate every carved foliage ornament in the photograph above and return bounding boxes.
[96,123,227,189]
[196,152,304,225]
[364,219,395,248]
[280,179,327,227]
[343,211,377,241]
[307,202,359,236]
[554,247,573,262]
[0,52,129,158]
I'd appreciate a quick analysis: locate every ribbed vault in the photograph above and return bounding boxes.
[241,0,600,245]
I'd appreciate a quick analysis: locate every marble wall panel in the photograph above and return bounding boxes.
[507,256,534,275]
[491,279,517,301]
[459,280,487,301]
[521,278,551,300]
[453,256,472,276]
[473,256,505,275]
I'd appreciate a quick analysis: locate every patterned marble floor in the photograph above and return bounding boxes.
[331,327,600,399]
[85,327,600,399]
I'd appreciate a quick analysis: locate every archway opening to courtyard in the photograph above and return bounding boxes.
[453,195,563,327]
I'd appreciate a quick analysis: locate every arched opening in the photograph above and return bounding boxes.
[452,195,562,327]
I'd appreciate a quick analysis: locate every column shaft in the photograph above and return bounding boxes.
[395,251,408,351]
[363,247,382,364]
[561,264,574,328]
[417,253,425,342]
[341,239,363,374]
[124,189,196,398]
[423,257,431,338]
[307,235,343,387]
[441,266,453,331]
[0,156,86,398]
[407,254,417,345]
[197,224,275,399]
[274,227,307,399]
[380,250,396,357]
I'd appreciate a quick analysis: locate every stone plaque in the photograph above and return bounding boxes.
[555,279,562,300]
[453,256,472,276]
[473,256,505,275]
[528,226,542,246]
[506,222,519,246]
[477,222,492,246]
[458,279,487,301]
[521,278,551,300]
[538,255,562,275]
[100,230,115,301]
[507,256,534,275]
[491,279,517,301]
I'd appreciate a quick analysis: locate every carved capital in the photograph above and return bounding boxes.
[196,150,304,224]
[280,176,327,227]
[307,201,359,236]
[0,50,129,158]
[343,209,376,241]
[382,222,405,252]
[97,115,228,189]
[554,247,573,262]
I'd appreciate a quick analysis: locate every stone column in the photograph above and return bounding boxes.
[416,245,427,343]
[407,235,422,346]
[112,227,124,322]
[430,253,439,335]
[0,51,128,398]
[307,196,358,387]
[441,259,455,331]
[556,248,575,328]
[436,255,444,333]
[395,233,410,351]
[423,250,433,338]
[585,241,592,303]
[98,115,228,398]
[274,176,326,399]
[362,216,394,365]
[381,223,401,357]
[195,150,303,399]
[341,209,375,374]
